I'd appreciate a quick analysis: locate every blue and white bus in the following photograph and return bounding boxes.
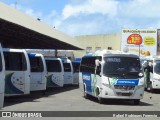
[72,58,81,85]
[3,49,30,96]
[0,44,5,108]
[28,53,47,92]
[79,50,144,105]
[45,58,64,87]
[61,57,73,85]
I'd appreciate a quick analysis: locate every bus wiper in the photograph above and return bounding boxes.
[126,72,143,78]
[105,73,126,78]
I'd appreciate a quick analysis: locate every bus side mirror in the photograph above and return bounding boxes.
[142,61,147,68]
[148,62,153,67]
[95,59,100,67]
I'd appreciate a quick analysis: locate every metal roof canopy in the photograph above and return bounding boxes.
[0,2,83,50]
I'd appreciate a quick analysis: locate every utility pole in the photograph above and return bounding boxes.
[14,0,20,9]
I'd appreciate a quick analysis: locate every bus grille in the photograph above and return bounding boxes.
[114,85,135,90]
[116,92,133,96]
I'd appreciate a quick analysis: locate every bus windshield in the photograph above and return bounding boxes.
[103,57,142,78]
[154,60,160,74]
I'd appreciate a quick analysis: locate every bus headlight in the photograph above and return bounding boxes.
[102,83,110,87]
[137,85,144,89]
[153,78,160,81]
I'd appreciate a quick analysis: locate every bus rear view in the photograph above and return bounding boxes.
[79,50,144,105]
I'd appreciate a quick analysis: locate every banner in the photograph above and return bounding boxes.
[121,29,157,56]
[1,111,160,117]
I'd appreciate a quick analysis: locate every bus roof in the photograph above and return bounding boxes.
[83,50,139,58]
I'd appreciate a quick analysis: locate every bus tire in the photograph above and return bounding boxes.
[97,88,103,104]
[98,97,104,104]
[134,99,140,105]
[147,82,153,92]
[42,90,46,95]
[84,86,88,99]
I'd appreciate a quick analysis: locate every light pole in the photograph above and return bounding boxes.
[135,33,142,57]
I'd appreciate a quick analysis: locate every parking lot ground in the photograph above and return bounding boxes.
[1,85,160,119]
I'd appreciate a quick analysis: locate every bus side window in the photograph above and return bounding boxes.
[96,65,101,76]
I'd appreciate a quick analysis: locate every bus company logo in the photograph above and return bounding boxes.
[2,112,12,117]
[83,75,91,81]
[110,78,118,85]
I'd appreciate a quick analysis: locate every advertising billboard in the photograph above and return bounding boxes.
[121,29,157,57]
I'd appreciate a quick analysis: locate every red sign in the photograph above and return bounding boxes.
[127,34,142,45]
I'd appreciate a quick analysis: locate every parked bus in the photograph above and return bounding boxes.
[141,56,160,91]
[45,58,64,87]
[72,58,81,85]
[3,49,30,96]
[0,44,5,108]
[28,53,47,92]
[79,50,144,105]
[61,57,73,85]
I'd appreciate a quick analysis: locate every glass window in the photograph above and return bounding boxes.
[29,56,44,72]
[4,52,27,71]
[95,47,101,51]
[86,47,92,54]
[80,56,102,74]
[46,60,62,72]
[103,56,142,78]
[72,62,80,73]
[63,63,71,72]
[154,60,160,74]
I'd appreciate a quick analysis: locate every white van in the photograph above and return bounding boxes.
[3,49,30,96]
[45,58,64,87]
[28,53,47,92]
[72,60,80,85]
[61,58,73,85]
[79,50,144,105]
[0,44,5,108]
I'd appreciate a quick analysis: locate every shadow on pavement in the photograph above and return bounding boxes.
[3,85,79,107]
[85,95,153,106]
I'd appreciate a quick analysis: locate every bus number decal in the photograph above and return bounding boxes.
[83,75,91,81]
[106,58,121,62]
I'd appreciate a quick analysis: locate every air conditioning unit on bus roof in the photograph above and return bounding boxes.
[102,50,124,54]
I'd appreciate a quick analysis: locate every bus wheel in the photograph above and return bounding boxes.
[134,99,140,105]
[84,86,88,99]
[147,82,153,92]
[98,97,104,104]
[97,89,103,104]
[42,90,46,95]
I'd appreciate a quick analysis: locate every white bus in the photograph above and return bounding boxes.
[45,58,64,87]
[72,58,81,85]
[141,56,160,91]
[3,49,30,96]
[61,58,73,85]
[0,44,5,108]
[79,50,144,105]
[28,53,47,92]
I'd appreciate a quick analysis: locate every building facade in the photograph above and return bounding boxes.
[73,33,121,58]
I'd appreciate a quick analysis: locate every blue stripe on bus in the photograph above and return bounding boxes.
[115,79,139,86]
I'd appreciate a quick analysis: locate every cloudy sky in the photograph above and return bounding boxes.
[1,0,160,37]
